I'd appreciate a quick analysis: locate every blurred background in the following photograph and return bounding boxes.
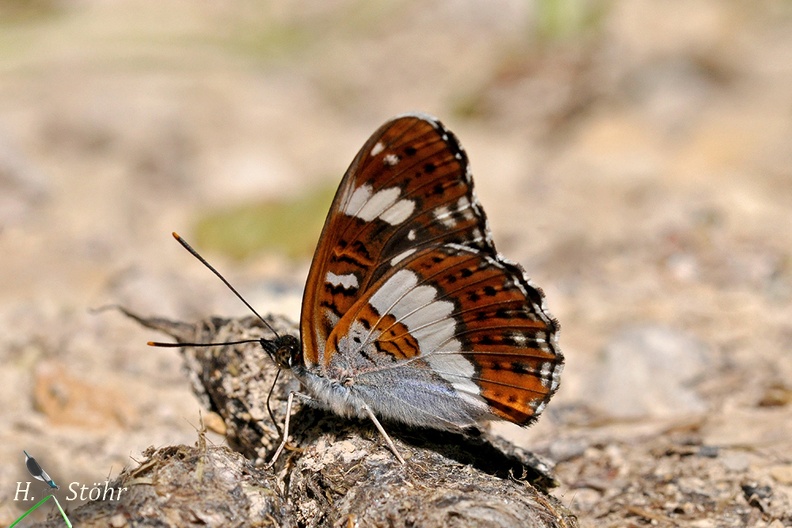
[1,0,791,525]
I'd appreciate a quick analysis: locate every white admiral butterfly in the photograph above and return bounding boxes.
[256,113,564,463]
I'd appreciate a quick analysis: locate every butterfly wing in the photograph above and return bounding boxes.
[322,243,562,429]
[301,114,490,366]
[299,113,563,428]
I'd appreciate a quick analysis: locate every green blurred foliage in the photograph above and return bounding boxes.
[536,0,610,42]
[194,183,337,261]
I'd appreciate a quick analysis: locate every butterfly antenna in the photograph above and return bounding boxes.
[148,338,262,348]
[171,232,280,339]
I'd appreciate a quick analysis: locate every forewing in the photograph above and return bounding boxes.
[301,114,491,366]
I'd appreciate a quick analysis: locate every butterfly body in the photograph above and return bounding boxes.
[260,114,563,452]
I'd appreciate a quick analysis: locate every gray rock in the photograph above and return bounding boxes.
[588,324,712,419]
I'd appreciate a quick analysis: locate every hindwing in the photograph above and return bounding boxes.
[323,244,562,425]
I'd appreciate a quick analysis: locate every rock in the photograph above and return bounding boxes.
[587,324,711,419]
[33,361,140,430]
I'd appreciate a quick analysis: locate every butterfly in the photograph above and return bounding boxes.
[256,113,564,464]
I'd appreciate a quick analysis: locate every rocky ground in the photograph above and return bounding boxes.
[1,1,791,526]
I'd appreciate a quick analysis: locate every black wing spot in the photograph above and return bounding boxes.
[511,361,531,374]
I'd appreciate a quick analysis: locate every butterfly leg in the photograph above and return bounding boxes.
[362,403,406,465]
[266,390,297,468]
[266,390,332,467]
[266,392,406,466]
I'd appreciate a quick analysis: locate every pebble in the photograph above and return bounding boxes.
[720,451,751,473]
[770,465,792,485]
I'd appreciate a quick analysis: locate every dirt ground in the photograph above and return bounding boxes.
[1,1,791,526]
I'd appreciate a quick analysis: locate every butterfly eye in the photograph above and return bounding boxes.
[259,335,300,369]
[273,335,300,369]
[277,346,293,367]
